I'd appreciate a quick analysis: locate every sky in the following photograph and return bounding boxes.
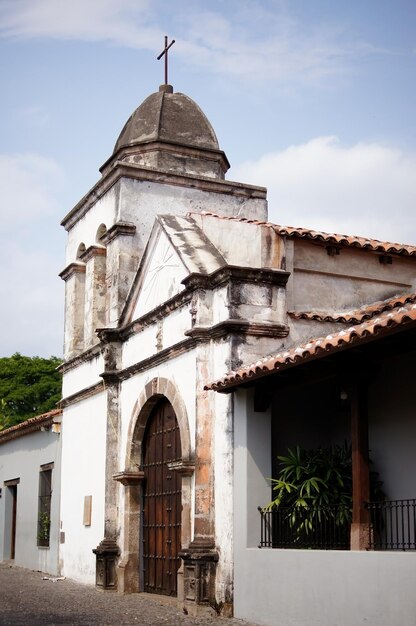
[0,0,415,358]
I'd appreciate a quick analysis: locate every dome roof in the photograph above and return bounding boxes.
[114,85,220,154]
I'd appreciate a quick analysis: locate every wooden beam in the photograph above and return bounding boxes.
[349,379,371,550]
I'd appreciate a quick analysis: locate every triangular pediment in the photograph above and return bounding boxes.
[122,215,226,325]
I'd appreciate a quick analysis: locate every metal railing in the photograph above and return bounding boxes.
[366,499,416,551]
[258,505,350,550]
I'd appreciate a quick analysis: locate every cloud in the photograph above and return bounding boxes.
[0,153,65,232]
[0,0,378,86]
[232,136,416,245]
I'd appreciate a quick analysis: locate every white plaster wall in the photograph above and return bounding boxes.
[211,286,229,325]
[213,389,235,602]
[62,354,104,398]
[162,305,191,349]
[0,429,61,574]
[65,187,118,263]
[233,387,416,626]
[122,326,158,370]
[118,179,267,245]
[59,394,107,584]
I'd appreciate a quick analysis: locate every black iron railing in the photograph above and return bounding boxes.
[258,505,350,550]
[366,499,416,551]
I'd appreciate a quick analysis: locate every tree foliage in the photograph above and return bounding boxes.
[0,353,62,431]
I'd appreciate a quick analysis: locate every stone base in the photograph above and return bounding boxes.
[179,542,218,612]
[116,554,140,594]
[93,538,120,590]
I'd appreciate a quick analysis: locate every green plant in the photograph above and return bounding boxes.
[37,511,51,545]
[265,443,384,541]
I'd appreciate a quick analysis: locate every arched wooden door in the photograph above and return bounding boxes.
[142,398,182,596]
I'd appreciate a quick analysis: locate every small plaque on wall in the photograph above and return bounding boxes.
[83,495,92,526]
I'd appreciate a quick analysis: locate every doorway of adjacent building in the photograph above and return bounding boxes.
[142,398,182,596]
[4,482,18,560]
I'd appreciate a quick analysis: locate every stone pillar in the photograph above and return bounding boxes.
[81,244,107,349]
[179,340,218,614]
[349,379,371,550]
[113,471,145,594]
[59,262,86,359]
[93,336,122,589]
[101,222,137,326]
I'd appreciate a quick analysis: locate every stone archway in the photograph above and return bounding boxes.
[116,377,194,598]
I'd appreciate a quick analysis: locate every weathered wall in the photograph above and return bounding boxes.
[0,428,61,575]
[59,394,107,584]
[291,240,416,313]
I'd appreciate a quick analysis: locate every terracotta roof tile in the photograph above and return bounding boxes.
[206,299,416,392]
[0,409,62,444]
[196,212,416,257]
[289,292,416,324]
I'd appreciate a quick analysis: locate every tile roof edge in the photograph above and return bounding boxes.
[0,409,62,443]
[288,292,416,324]
[188,211,416,257]
[207,302,416,392]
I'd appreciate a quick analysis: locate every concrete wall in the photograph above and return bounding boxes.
[233,387,416,626]
[0,428,61,575]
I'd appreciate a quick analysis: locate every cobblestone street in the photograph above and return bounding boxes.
[0,564,261,626]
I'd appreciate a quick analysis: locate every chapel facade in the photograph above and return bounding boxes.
[58,83,285,613]
[57,82,416,619]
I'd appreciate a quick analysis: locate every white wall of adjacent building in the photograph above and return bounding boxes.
[0,427,61,575]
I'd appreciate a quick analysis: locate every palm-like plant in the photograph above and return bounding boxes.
[265,443,353,537]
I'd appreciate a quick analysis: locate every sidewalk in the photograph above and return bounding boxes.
[0,563,260,626]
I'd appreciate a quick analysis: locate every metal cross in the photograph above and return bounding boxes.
[157,35,175,85]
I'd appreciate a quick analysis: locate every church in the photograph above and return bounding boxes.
[1,75,416,626]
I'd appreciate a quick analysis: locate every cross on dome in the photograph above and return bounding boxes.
[157,36,175,86]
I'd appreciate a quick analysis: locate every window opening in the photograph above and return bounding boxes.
[37,467,52,547]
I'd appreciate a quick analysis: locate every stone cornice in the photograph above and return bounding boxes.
[104,320,288,384]
[58,343,102,374]
[59,381,105,408]
[79,244,106,263]
[167,460,195,476]
[118,290,194,340]
[100,139,230,177]
[185,319,289,340]
[182,265,290,291]
[118,338,195,381]
[113,470,144,486]
[101,221,136,245]
[59,262,86,282]
[60,162,267,231]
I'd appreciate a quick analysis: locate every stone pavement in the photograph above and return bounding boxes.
[0,563,261,626]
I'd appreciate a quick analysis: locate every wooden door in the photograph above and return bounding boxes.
[142,399,182,596]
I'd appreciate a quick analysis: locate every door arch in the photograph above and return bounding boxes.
[142,398,181,596]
